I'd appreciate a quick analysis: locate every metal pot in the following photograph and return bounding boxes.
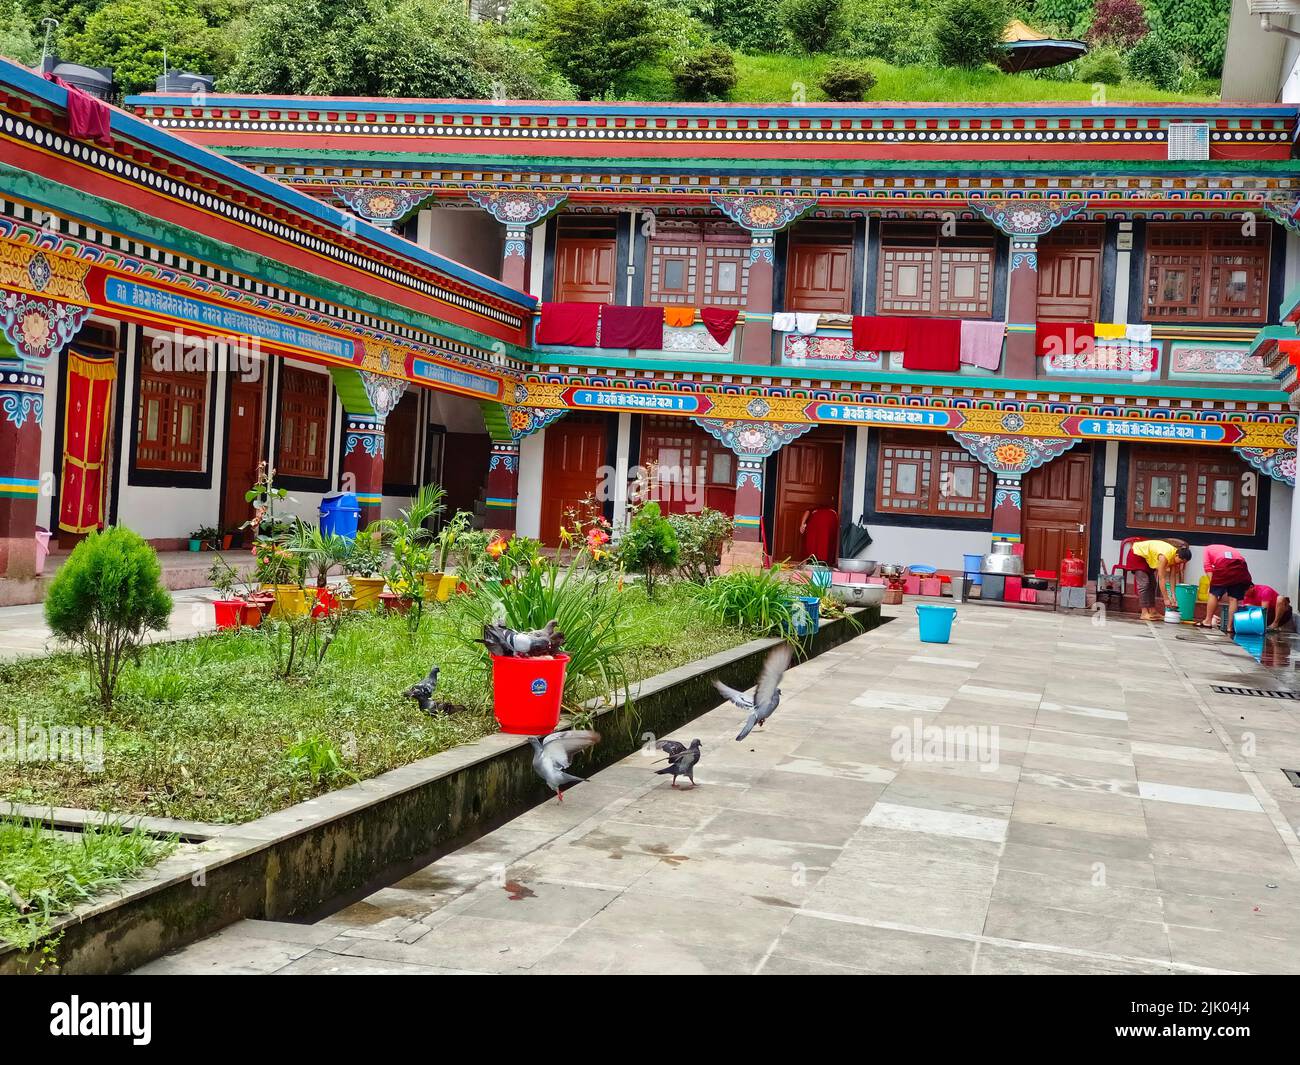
[838,558,877,576]
[982,542,1024,576]
[879,563,905,579]
[831,583,886,607]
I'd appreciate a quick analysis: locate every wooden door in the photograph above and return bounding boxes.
[554,238,617,304]
[773,432,842,561]
[1036,225,1102,322]
[785,241,854,314]
[540,415,607,545]
[1021,449,1093,575]
[222,374,264,530]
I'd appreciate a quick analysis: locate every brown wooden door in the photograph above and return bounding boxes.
[786,242,854,314]
[1021,449,1093,575]
[554,238,617,304]
[773,431,842,561]
[1036,225,1102,322]
[222,374,265,530]
[540,415,607,545]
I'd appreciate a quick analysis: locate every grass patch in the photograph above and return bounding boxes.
[623,52,1211,103]
[0,818,174,952]
[0,583,747,825]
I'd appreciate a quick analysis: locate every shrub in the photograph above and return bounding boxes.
[1029,0,1092,37]
[1146,0,1229,76]
[695,566,797,634]
[1125,34,1179,90]
[532,0,670,99]
[44,527,172,708]
[781,0,844,53]
[688,0,785,52]
[819,60,876,101]
[1088,0,1148,49]
[1078,45,1125,85]
[672,45,738,100]
[841,0,933,65]
[667,508,733,584]
[933,0,1008,69]
[618,501,680,599]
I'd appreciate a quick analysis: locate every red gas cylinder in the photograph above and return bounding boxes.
[1060,550,1086,588]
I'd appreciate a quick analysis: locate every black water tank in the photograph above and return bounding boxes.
[51,62,113,99]
[155,72,216,94]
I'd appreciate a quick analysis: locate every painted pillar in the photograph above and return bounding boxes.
[466,191,568,295]
[966,198,1088,379]
[331,365,408,529]
[485,439,520,533]
[710,196,819,367]
[991,472,1023,544]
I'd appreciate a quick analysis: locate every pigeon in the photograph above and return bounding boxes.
[402,665,440,712]
[654,738,702,788]
[528,729,600,801]
[714,643,794,741]
[481,620,566,658]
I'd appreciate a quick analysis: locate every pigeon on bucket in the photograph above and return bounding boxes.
[529,729,600,802]
[654,738,702,788]
[714,643,793,741]
[481,620,566,657]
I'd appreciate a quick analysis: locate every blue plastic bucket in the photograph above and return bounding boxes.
[791,595,821,637]
[319,491,361,540]
[1233,606,1265,635]
[917,604,957,644]
[808,565,832,591]
[963,553,984,586]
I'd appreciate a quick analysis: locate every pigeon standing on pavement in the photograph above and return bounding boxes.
[528,729,600,801]
[714,643,794,741]
[654,738,702,788]
[481,620,566,657]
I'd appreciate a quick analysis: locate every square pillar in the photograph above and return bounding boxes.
[342,415,385,528]
[1004,237,1040,378]
[740,231,775,364]
[0,370,45,578]
[485,440,520,533]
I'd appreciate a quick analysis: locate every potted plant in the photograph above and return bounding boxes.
[344,527,387,610]
[193,524,221,551]
[376,484,445,622]
[220,526,236,550]
[429,510,472,602]
[253,538,304,620]
[187,527,204,552]
[207,555,246,630]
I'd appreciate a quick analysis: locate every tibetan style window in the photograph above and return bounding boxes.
[875,431,992,517]
[1143,224,1269,324]
[877,222,996,318]
[277,366,330,480]
[135,355,207,472]
[1127,447,1257,535]
[638,415,736,515]
[785,222,855,314]
[646,220,750,309]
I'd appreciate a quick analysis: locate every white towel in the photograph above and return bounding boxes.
[772,312,798,333]
[959,320,1005,370]
[795,312,820,334]
[1125,323,1152,344]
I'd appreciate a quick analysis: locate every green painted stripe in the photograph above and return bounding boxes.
[329,366,376,416]
[479,401,512,441]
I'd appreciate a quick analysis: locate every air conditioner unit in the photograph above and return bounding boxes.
[1248,0,1300,13]
[1168,123,1210,161]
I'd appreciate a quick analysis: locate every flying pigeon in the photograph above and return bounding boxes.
[714,643,794,741]
[528,729,600,802]
[654,738,702,788]
[402,665,441,712]
[481,620,566,658]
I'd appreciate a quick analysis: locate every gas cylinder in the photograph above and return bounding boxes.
[1060,550,1086,588]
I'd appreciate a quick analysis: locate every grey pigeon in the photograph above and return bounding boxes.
[402,665,440,712]
[481,620,566,657]
[528,729,600,802]
[714,643,794,741]
[655,738,702,788]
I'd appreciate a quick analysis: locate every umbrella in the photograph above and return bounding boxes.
[996,18,1089,74]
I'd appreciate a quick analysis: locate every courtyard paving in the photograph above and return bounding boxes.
[137,603,1300,975]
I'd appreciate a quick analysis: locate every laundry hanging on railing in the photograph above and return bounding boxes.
[535,302,600,346]
[958,320,1006,370]
[700,307,739,346]
[772,312,820,334]
[901,317,962,371]
[851,315,910,353]
[598,304,664,349]
[663,306,696,328]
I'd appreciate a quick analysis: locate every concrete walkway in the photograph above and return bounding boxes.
[137,604,1300,974]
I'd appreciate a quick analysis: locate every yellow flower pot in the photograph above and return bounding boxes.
[349,576,386,611]
[421,571,444,600]
[270,584,307,620]
[436,573,458,602]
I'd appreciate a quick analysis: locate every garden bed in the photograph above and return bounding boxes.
[0,584,755,825]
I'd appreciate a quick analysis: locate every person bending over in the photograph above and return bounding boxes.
[1131,539,1191,621]
[1199,544,1251,631]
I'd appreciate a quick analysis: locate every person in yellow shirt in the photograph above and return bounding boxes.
[1130,539,1192,621]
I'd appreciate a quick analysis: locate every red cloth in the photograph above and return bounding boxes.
[901,318,962,371]
[1244,584,1279,610]
[536,302,600,346]
[599,304,664,349]
[700,307,739,346]
[852,315,911,352]
[1036,321,1094,359]
[800,506,839,565]
[58,352,116,533]
[44,73,113,146]
[1210,557,1252,589]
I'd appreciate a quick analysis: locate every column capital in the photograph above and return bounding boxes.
[1262,198,1300,234]
[948,431,1079,474]
[692,416,813,457]
[1,295,91,371]
[1235,445,1296,487]
[334,185,435,229]
[965,197,1087,238]
[466,190,568,227]
[710,194,819,233]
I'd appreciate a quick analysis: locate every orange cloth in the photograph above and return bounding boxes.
[664,306,696,328]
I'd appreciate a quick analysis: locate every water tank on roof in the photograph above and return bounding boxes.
[155,72,216,94]
[51,63,114,100]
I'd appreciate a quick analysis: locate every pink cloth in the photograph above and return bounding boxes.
[535,302,600,346]
[959,320,1005,370]
[599,304,664,349]
[1243,584,1278,610]
[1202,544,1239,572]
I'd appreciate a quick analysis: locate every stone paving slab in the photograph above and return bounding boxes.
[137,604,1300,975]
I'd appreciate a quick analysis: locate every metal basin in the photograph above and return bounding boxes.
[838,558,877,576]
[831,583,886,607]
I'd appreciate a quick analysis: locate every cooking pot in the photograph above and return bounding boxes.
[838,558,877,576]
[982,542,1024,576]
[879,563,905,579]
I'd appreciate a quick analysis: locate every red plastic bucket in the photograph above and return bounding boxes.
[213,600,244,630]
[491,653,569,735]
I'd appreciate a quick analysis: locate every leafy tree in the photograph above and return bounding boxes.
[933,0,1008,69]
[618,501,680,599]
[841,0,933,65]
[0,2,38,64]
[1028,0,1092,36]
[780,0,844,53]
[62,0,223,93]
[672,44,737,100]
[532,0,670,99]
[686,0,783,52]
[1088,0,1147,48]
[1146,0,1229,76]
[818,58,876,99]
[1125,32,1178,89]
[44,526,172,708]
